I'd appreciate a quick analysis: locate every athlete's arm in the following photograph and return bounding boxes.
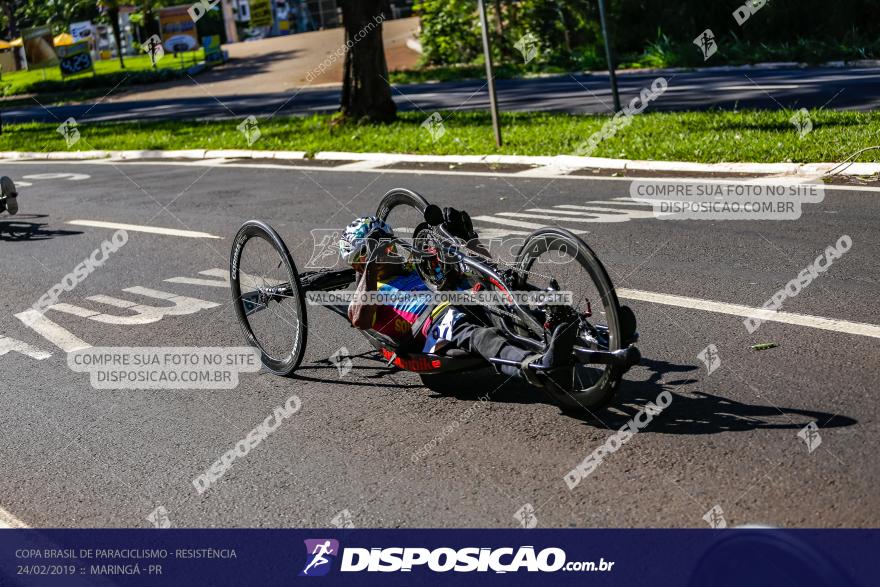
[348,262,379,330]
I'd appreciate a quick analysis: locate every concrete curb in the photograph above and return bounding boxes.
[1,150,877,177]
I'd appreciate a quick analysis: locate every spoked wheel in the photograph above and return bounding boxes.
[230,220,307,376]
[515,228,623,411]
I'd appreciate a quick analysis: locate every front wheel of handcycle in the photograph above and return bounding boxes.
[230,220,307,376]
[515,228,624,411]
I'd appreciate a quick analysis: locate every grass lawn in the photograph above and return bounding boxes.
[3,110,879,164]
[0,50,205,97]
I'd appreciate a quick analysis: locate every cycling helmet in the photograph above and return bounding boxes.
[339,216,394,264]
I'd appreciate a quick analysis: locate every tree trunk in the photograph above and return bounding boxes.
[337,0,396,122]
[109,8,126,69]
[0,1,17,38]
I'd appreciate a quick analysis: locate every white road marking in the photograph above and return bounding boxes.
[8,159,880,193]
[22,173,90,181]
[0,335,52,360]
[330,160,392,171]
[618,288,880,339]
[718,84,801,91]
[66,220,222,239]
[15,309,91,352]
[0,507,29,529]
[471,215,587,234]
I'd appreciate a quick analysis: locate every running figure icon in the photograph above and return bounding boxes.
[302,540,338,575]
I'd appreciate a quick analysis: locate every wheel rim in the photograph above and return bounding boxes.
[231,225,304,373]
[517,232,621,404]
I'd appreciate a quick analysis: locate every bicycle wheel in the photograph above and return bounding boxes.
[230,220,307,376]
[515,228,623,411]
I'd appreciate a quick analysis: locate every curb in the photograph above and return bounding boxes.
[1,150,877,177]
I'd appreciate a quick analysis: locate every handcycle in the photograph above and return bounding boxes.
[0,177,18,215]
[229,188,640,410]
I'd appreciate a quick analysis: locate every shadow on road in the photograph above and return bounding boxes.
[0,214,83,241]
[415,355,856,434]
[294,350,423,390]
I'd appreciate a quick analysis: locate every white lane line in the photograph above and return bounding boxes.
[471,215,587,234]
[330,160,392,171]
[11,159,880,193]
[618,288,880,339]
[718,84,801,91]
[66,220,222,239]
[0,506,29,529]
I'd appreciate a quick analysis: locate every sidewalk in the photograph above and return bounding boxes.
[3,149,877,178]
[103,17,421,105]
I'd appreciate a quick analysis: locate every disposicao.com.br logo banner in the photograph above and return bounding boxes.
[300,540,612,575]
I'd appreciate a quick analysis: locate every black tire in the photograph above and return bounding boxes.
[515,228,623,411]
[230,220,307,376]
[375,188,429,221]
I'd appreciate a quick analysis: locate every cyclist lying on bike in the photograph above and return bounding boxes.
[339,214,576,390]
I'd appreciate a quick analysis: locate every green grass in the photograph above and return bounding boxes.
[4,110,879,164]
[0,50,205,97]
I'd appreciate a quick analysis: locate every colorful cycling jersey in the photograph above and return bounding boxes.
[370,270,432,338]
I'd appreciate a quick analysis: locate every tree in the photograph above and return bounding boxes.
[97,0,125,69]
[337,0,396,122]
[0,0,19,38]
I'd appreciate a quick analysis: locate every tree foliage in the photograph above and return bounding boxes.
[414,0,880,68]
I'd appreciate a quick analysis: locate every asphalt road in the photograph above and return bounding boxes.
[0,160,878,529]
[6,66,880,124]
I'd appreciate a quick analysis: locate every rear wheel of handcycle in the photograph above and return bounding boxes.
[514,228,624,411]
[230,220,307,376]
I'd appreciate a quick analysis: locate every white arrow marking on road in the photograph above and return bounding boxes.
[15,309,91,353]
[471,215,587,234]
[0,335,52,360]
[618,288,880,339]
[49,287,220,326]
[66,220,221,239]
[22,173,90,181]
[0,506,29,529]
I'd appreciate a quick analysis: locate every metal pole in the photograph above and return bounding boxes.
[596,0,620,112]
[477,0,502,147]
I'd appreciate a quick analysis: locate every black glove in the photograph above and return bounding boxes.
[443,207,477,241]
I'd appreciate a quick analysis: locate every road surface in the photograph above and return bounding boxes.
[0,159,877,528]
[6,66,879,124]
